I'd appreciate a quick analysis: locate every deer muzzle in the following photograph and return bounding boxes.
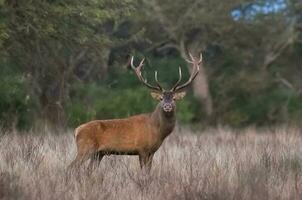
[163,103,173,112]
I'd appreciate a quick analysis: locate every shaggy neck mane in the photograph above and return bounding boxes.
[151,103,176,138]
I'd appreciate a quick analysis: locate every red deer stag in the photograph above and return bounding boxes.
[69,53,202,172]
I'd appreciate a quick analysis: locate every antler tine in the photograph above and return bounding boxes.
[186,53,202,64]
[173,52,202,92]
[171,67,182,91]
[130,56,144,71]
[139,58,145,68]
[189,53,194,61]
[131,56,163,91]
[198,53,203,63]
[154,71,164,91]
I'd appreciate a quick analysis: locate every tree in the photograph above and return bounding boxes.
[133,0,302,124]
[210,0,302,124]
[135,0,250,118]
[0,0,135,128]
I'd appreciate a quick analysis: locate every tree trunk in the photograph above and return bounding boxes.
[39,84,67,130]
[191,65,213,116]
[179,43,213,118]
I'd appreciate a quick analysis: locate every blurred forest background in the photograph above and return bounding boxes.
[1,0,302,130]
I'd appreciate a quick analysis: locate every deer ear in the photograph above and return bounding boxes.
[174,91,186,100]
[150,91,162,100]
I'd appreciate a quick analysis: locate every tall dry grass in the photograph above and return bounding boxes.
[0,127,302,200]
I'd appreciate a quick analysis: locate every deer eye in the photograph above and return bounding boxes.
[160,97,163,100]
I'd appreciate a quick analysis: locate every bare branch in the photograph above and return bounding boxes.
[263,20,298,69]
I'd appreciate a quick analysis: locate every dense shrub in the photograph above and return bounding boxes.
[2,55,302,129]
[66,83,198,127]
[0,66,34,129]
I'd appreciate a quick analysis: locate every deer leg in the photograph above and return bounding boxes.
[68,152,90,170]
[88,152,104,171]
[68,140,97,170]
[139,153,154,173]
[95,152,104,164]
[146,153,154,172]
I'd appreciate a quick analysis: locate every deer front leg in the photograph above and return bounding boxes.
[139,152,154,173]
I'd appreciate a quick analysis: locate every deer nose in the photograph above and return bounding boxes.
[163,104,173,112]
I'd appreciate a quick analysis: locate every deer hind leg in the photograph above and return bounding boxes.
[68,140,97,170]
[139,152,154,173]
[87,152,104,171]
[68,153,88,170]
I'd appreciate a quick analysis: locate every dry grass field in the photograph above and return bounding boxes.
[0,127,302,200]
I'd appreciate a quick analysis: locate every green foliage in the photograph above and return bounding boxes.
[212,65,302,127]
[287,95,302,121]
[176,94,200,123]
[1,0,302,129]
[0,66,34,129]
[67,82,155,126]
[66,58,198,127]
[0,0,136,128]
[229,88,290,126]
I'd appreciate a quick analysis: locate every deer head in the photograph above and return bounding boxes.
[131,53,202,114]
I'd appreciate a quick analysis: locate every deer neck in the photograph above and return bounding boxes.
[151,104,176,138]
